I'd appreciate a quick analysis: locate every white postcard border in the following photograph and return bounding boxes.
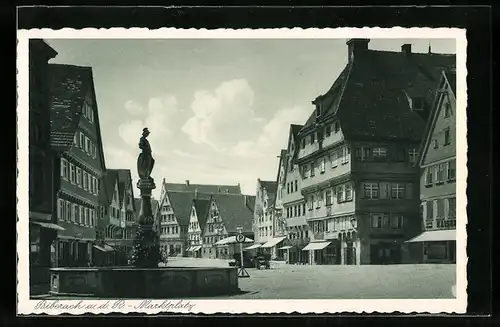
[17,27,468,315]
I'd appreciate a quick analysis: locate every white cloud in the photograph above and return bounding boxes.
[118,94,178,153]
[172,149,201,159]
[124,100,144,116]
[230,105,309,158]
[181,79,261,152]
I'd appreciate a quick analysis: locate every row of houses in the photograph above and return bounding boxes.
[154,180,255,259]
[251,39,457,265]
[28,39,162,294]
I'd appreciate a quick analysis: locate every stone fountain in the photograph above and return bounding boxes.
[47,128,239,299]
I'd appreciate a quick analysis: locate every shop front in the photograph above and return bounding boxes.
[261,236,286,260]
[406,229,456,263]
[55,221,96,267]
[29,218,65,295]
[302,241,340,265]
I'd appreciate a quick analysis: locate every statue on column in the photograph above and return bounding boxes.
[137,128,155,179]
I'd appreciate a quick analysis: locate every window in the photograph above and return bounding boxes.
[334,121,340,133]
[287,183,290,194]
[302,203,306,215]
[57,199,64,220]
[408,148,418,165]
[325,125,331,136]
[425,201,433,219]
[294,180,298,192]
[448,197,456,218]
[302,165,310,179]
[425,167,434,186]
[60,159,69,180]
[301,139,305,149]
[364,182,379,199]
[310,133,315,145]
[341,147,350,164]
[394,147,406,162]
[320,158,326,173]
[371,214,383,228]
[79,133,84,149]
[345,184,353,201]
[310,162,315,177]
[317,192,323,208]
[331,151,339,168]
[444,100,452,118]
[356,147,371,162]
[434,139,438,149]
[325,190,332,206]
[72,204,78,223]
[444,128,451,146]
[337,185,344,203]
[83,171,88,190]
[76,167,82,186]
[390,183,405,199]
[372,147,387,158]
[412,97,425,111]
[65,201,71,221]
[448,159,456,181]
[308,196,314,210]
[391,214,404,229]
[70,164,76,184]
[436,199,445,218]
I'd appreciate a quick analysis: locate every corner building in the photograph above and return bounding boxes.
[297,39,455,265]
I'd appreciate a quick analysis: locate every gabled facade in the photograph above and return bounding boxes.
[273,149,288,239]
[49,64,107,267]
[28,39,59,294]
[280,124,310,264]
[293,40,455,265]
[409,69,457,263]
[253,179,278,245]
[186,199,210,258]
[202,194,254,259]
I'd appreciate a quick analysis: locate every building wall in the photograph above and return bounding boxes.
[201,200,228,259]
[158,194,184,256]
[253,183,274,244]
[187,205,202,256]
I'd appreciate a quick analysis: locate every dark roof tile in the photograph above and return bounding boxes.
[193,199,211,230]
[167,192,211,226]
[212,194,254,233]
[164,182,242,195]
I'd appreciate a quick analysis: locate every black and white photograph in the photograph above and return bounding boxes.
[17,28,467,314]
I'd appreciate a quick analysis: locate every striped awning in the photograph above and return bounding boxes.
[406,230,456,243]
[278,245,293,250]
[244,244,262,250]
[302,241,331,251]
[192,246,202,251]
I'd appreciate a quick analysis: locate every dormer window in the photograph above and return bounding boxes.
[315,103,322,118]
[412,97,425,111]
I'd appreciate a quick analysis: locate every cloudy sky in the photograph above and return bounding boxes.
[46,38,456,197]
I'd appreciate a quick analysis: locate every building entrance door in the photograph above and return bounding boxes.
[344,243,356,265]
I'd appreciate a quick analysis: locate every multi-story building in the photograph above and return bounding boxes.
[49,64,107,267]
[280,124,310,264]
[202,194,254,259]
[296,39,455,265]
[93,175,116,266]
[407,68,457,263]
[156,179,243,256]
[186,198,211,258]
[252,179,277,242]
[28,39,59,294]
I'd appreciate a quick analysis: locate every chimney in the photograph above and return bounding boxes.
[185,180,190,187]
[346,38,370,62]
[401,44,412,55]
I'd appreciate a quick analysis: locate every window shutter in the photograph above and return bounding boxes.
[359,182,365,199]
[405,183,413,199]
[379,183,389,199]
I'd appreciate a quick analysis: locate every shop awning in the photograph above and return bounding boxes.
[406,230,456,243]
[186,246,193,251]
[215,235,253,245]
[278,245,293,250]
[302,241,331,251]
[31,221,66,231]
[261,236,286,249]
[192,246,202,251]
[244,244,262,250]
[93,245,107,252]
[102,244,115,252]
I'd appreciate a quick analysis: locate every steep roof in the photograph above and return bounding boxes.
[103,170,119,206]
[260,180,278,195]
[108,169,135,209]
[444,68,456,98]
[302,47,455,142]
[192,199,211,230]
[48,64,106,170]
[164,181,242,195]
[212,194,254,233]
[418,70,456,167]
[167,192,211,226]
[244,195,256,212]
[98,176,110,206]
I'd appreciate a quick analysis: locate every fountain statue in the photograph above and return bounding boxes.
[129,127,162,268]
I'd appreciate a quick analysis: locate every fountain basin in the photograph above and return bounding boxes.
[49,266,239,298]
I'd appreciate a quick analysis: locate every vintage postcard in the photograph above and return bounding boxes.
[17,27,467,315]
